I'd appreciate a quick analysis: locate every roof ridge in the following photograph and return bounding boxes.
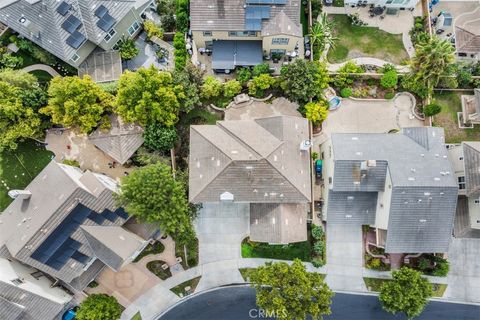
[216,121,263,158]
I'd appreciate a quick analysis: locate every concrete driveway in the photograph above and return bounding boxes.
[325,224,366,292]
[444,238,480,303]
[194,203,250,265]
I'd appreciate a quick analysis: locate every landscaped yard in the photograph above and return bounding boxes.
[363,277,447,297]
[327,15,408,64]
[175,238,199,269]
[432,90,480,143]
[0,139,54,211]
[133,241,165,263]
[146,260,172,280]
[170,276,202,297]
[241,238,312,262]
[29,70,54,83]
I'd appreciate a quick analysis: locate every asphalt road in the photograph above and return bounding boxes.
[160,286,480,320]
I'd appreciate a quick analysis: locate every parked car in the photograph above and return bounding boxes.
[62,308,77,320]
[315,159,323,179]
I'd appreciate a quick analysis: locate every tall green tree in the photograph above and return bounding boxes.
[0,80,41,151]
[41,75,112,133]
[200,75,223,100]
[0,69,37,88]
[116,163,194,242]
[115,66,185,126]
[250,259,333,320]
[309,13,337,59]
[403,35,455,98]
[173,63,204,112]
[305,101,329,126]
[76,294,123,320]
[280,60,330,104]
[379,267,433,319]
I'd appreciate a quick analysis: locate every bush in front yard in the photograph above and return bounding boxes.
[311,224,324,240]
[313,241,325,256]
[236,67,252,85]
[423,103,441,117]
[312,258,325,268]
[384,92,395,99]
[340,87,353,98]
[431,257,449,277]
[380,70,398,89]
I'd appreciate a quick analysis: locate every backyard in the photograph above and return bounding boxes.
[0,140,54,210]
[432,90,480,143]
[327,15,408,64]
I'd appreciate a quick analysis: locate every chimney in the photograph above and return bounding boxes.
[8,190,32,200]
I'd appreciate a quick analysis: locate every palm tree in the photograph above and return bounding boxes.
[309,13,337,60]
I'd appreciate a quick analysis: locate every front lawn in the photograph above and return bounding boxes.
[432,90,480,143]
[146,260,172,280]
[363,277,447,297]
[327,15,408,64]
[170,276,202,297]
[241,238,312,262]
[0,139,54,211]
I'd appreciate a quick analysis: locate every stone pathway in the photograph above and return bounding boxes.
[402,32,415,58]
[22,64,60,77]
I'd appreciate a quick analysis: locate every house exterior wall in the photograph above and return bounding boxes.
[262,34,303,54]
[320,139,334,221]
[467,196,480,229]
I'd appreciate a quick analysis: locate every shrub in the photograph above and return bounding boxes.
[62,159,80,167]
[161,14,176,32]
[333,61,364,88]
[144,20,164,40]
[423,103,441,117]
[175,11,189,33]
[380,70,398,89]
[456,68,472,88]
[144,123,178,151]
[369,258,382,269]
[384,92,395,99]
[311,224,324,240]
[117,37,139,60]
[76,294,123,320]
[248,74,275,97]
[223,79,242,98]
[311,152,318,160]
[340,87,353,98]
[201,75,223,100]
[312,258,325,268]
[313,241,325,256]
[431,257,449,277]
[236,67,252,84]
[173,32,187,71]
[0,53,23,68]
[252,63,270,77]
[418,258,430,271]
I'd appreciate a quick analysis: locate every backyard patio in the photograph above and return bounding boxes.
[126,32,174,71]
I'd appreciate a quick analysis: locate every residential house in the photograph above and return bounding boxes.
[0,0,155,67]
[447,142,480,238]
[321,127,458,253]
[460,89,480,127]
[190,0,303,73]
[189,115,311,244]
[0,161,156,319]
[453,9,480,60]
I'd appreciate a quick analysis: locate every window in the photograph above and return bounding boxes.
[113,38,122,50]
[203,31,212,37]
[458,176,466,190]
[128,21,140,36]
[104,28,116,42]
[475,199,480,205]
[228,31,256,37]
[70,53,79,62]
[271,37,289,45]
[459,157,464,161]
[11,278,24,286]
[270,49,285,56]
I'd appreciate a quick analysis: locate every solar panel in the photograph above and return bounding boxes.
[95,4,108,18]
[88,211,106,224]
[72,251,90,264]
[96,13,116,32]
[61,14,82,33]
[102,209,118,222]
[66,31,86,49]
[115,207,129,220]
[245,19,262,31]
[245,6,270,19]
[56,1,71,16]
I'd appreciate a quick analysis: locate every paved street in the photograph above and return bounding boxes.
[160,286,480,320]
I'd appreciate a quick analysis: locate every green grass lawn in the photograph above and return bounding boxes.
[0,139,54,211]
[363,277,447,297]
[170,276,202,297]
[241,238,312,262]
[333,0,345,7]
[327,15,408,64]
[432,90,480,143]
[29,70,53,83]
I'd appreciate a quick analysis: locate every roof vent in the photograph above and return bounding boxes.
[351,137,359,140]
[300,140,312,151]
[408,177,415,181]
[419,219,427,223]
[220,191,234,201]
[8,190,32,200]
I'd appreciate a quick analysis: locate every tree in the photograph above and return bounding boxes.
[250,259,333,320]
[115,66,185,126]
[0,81,41,151]
[305,101,329,126]
[201,75,223,100]
[223,79,242,98]
[117,37,139,60]
[143,123,177,151]
[0,53,23,68]
[76,294,123,320]
[173,63,204,112]
[248,74,275,97]
[41,76,112,133]
[380,69,398,89]
[252,63,270,77]
[236,67,252,84]
[379,267,433,319]
[280,60,330,104]
[116,163,194,241]
[143,20,164,40]
[0,69,37,88]
[423,103,441,117]
[309,13,337,59]
[404,35,455,97]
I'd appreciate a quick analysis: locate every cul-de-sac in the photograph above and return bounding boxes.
[0,0,479,319]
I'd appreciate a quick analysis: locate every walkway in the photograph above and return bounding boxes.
[328,57,410,73]
[22,64,60,77]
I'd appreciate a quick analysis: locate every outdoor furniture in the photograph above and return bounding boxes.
[373,6,384,15]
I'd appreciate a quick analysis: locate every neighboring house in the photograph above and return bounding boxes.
[189,115,311,244]
[89,114,144,165]
[447,142,480,238]
[344,0,418,10]
[321,127,458,253]
[454,9,480,60]
[190,0,303,73]
[0,0,155,67]
[0,161,155,319]
[460,89,480,127]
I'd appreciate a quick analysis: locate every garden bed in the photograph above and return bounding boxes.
[364,245,391,271]
[175,237,199,269]
[406,254,449,277]
[170,276,202,297]
[363,277,447,297]
[241,237,312,262]
[327,15,408,64]
[239,268,256,282]
[146,260,172,280]
[133,241,165,263]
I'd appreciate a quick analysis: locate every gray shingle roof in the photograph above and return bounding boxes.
[89,115,144,164]
[329,128,458,253]
[190,0,301,32]
[250,203,307,244]
[326,192,377,225]
[189,115,311,203]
